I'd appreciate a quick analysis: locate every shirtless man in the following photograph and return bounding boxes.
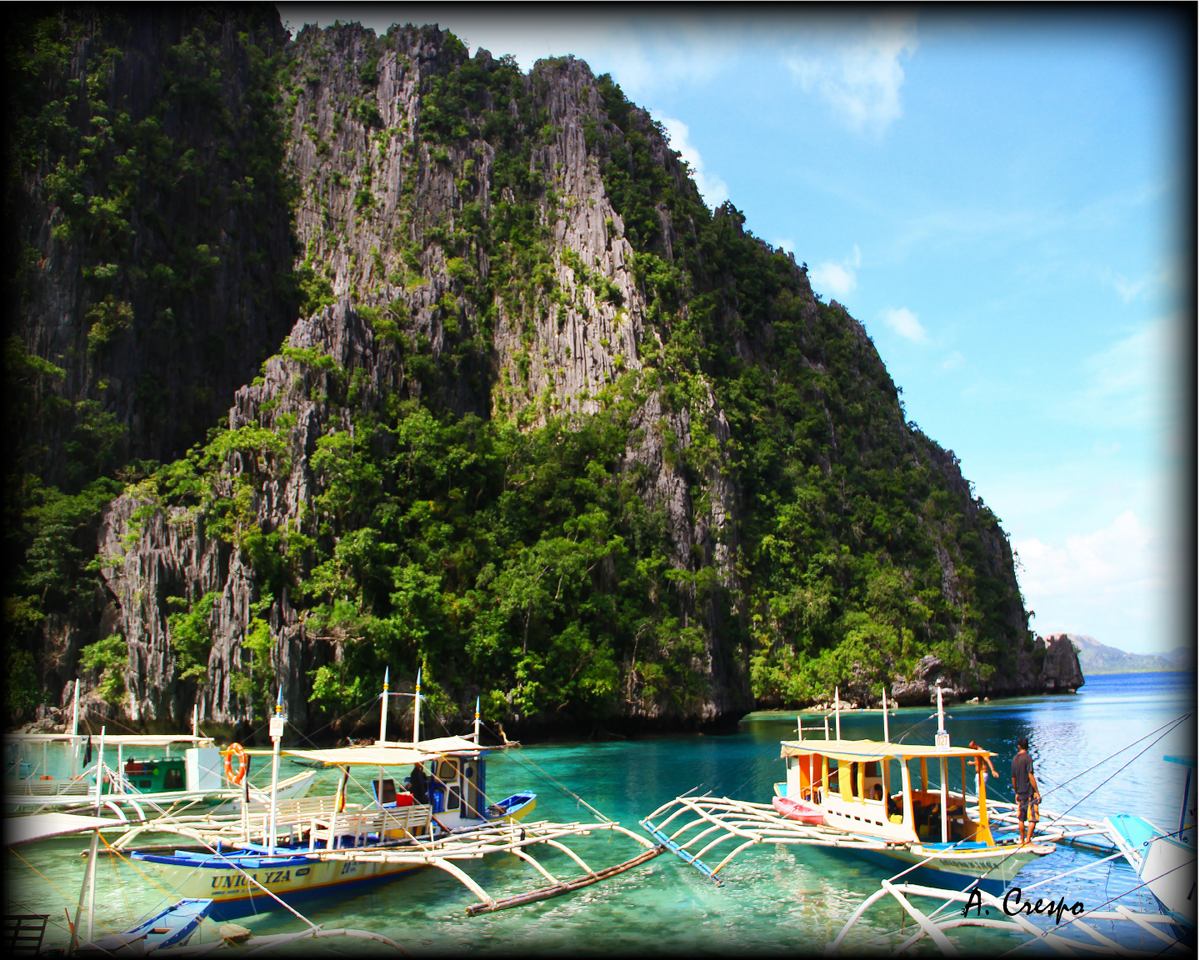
[968,739,999,798]
[1011,736,1041,844]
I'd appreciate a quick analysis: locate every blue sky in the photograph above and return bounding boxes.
[277,6,1191,656]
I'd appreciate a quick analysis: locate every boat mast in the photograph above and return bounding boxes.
[834,686,841,740]
[70,679,81,778]
[268,688,285,856]
[412,667,421,748]
[379,667,390,744]
[70,726,104,954]
[474,696,481,743]
[882,686,889,743]
[935,684,949,843]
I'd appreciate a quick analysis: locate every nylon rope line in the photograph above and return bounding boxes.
[1038,709,1193,801]
[479,720,614,824]
[7,844,126,945]
[1042,713,1192,829]
[283,693,380,749]
[995,858,1194,957]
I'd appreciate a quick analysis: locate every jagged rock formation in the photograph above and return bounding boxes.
[6,11,1084,736]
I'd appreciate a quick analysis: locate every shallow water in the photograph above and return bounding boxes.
[5,672,1194,954]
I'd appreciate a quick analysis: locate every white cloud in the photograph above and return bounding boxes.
[941,351,964,370]
[1014,509,1168,649]
[659,116,729,209]
[1068,317,1178,431]
[786,17,918,135]
[882,306,927,342]
[1103,264,1174,304]
[810,245,861,300]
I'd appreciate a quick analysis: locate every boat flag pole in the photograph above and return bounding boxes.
[835,686,842,740]
[882,686,889,743]
[412,668,421,748]
[474,696,481,744]
[379,667,390,744]
[268,687,285,856]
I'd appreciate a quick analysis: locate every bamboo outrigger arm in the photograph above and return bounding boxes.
[825,881,1191,957]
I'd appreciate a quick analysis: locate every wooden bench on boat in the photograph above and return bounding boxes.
[307,804,434,846]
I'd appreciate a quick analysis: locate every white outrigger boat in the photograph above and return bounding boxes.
[642,685,1055,894]
[115,673,660,920]
[4,689,315,821]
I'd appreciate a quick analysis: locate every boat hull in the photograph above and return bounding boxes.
[814,840,1052,895]
[132,850,427,921]
[1142,833,1197,923]
[772,796,824,825]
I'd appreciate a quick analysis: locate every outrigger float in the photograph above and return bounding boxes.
[109,674,662,920]
[642,685,1055,893]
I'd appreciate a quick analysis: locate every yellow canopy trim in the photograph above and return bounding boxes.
[780,738,994,763]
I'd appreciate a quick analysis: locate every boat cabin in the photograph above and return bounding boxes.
[778,739,996,847]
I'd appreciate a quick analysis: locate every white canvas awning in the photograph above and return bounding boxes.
[4,813,118,846]
[282,746,432,767]
[417,736,484,754]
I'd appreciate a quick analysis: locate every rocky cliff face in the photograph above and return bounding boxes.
[8,13,1084,736]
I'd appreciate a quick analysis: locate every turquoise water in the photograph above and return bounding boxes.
[5,672,1194,954]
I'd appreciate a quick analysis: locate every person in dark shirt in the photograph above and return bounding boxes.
[408,763,429,806]
[1010,736,1040,844]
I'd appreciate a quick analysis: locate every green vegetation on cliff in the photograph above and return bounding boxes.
[4,14,1032,730]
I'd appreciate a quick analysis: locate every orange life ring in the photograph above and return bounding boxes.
[223,743,249,784]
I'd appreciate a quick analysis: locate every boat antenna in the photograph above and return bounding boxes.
[412,667,421,748]
[935,684,949,749]
[379,666,390,744]
[882,686,889,743]
[268,687,286,855]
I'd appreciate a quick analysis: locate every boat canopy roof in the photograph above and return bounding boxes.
[4,812,117,845]
[283,745,432,767]
[780,738,993,763]
[415,735,484,754]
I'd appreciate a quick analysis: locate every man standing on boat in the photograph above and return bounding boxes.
[969,739,999,797]
[1011,736,1041,845]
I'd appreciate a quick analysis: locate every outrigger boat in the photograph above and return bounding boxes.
[642,684,1055,893]
[117,673,660,920]
[5,727,315,823]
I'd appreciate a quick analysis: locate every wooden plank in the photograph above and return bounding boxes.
[465,846,664,915]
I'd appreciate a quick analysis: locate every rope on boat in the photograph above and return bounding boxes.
[1041,711,1194,829]
[477,720,615,825]
[1038,709,1195,803]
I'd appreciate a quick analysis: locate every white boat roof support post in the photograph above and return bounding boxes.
[882,686,889,744]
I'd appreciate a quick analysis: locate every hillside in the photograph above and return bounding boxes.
[3,9,1082,737]
[1068,634,1189,675]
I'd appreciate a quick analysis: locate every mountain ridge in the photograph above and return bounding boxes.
[5,10,1084,737]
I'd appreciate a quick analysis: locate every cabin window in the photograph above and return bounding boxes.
[163,768,184,791]
[436,759,459,783]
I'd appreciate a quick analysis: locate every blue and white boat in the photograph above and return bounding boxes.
[1106,754,1196,926]
[80,898,213,954]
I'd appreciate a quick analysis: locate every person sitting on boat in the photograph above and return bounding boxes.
[968,739,999,797]
[408,763,429,806]
[1011,736,1041,845]
[872,783,883,801]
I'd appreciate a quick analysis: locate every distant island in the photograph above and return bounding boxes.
[1067,635,1193,675]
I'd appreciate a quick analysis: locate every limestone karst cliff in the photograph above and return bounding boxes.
[5,10,1083,737]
